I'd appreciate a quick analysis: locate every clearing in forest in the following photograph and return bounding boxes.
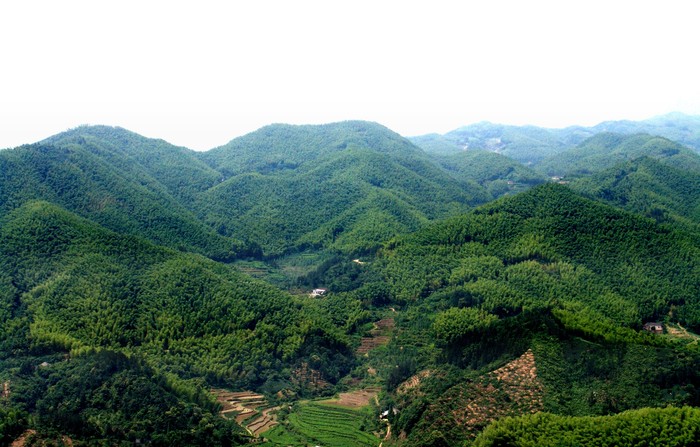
[318,387,381,408]
[397,369,432,395]
[357,318,395,355]
[412,349,544,441]
[11,430,37,447]
[665,323,699,344]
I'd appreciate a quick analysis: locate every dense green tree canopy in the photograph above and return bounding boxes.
[2,118,700,446]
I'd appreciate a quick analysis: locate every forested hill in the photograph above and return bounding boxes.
[194,121,491,255]
[43,125,222,201]
[590,112,700,150]
[411,122,572,164]
[5,122,499,257]
[473,407,700,447]
[2,120,700,445]
[0,200,356,444]
[0,136,249,260]
[201,121,426,176]
[380,183,700,329]
[571,156,700,228]
[536,132,700,177]
[364,183,700,445]
[431,149,548,198]
[0,200,351,386]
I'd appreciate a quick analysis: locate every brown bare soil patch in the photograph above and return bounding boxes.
[491,349,541,391]
[11,430,36,447]
[319,387,381,408]
[248,406,281,436]
[374,318,396,332]
[357,336,391,355]
[10,431,72,447]
[10,429,73,447]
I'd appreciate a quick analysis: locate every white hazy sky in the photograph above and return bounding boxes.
[1,0,699,150]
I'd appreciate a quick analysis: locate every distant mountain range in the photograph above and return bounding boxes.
[537,132,700,176]
[410,112,700,164]
[1,114,699,258]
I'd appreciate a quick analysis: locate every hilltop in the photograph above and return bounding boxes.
[537,133,700,177]
[195,121,490,255]
[1,129,249,260]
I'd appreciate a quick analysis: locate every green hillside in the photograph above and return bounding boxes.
[10,122,486,259]
[2,121,700,446]
[1,201,355,386]
[202,121,426,176]
[196,122,489,255]
[1,350,247,446]
[474,406,700,447]
[410,113,700,168]
[0,139,248,260]
[356,184,700,445]
[537,133,700,177]
[432,149,548,198]
[377,183,700,328]
[44,125,223,201]
[408,133,460,155]
[0,201,361,443]
[571,156,700,228]
[591,112,700,151]
[411,121,570,164]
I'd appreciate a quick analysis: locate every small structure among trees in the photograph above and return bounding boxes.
[643,322,664,333]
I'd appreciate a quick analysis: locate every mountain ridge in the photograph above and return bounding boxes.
[409,112,700,164]
[193,121,491,255]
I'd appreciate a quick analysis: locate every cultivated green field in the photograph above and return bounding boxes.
[260,402,379,447]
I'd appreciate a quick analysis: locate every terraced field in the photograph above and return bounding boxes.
[262,402,379,447]
[212,389,278,436]
[357,318,395,355]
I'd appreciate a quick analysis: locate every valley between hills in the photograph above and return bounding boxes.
[1,114,700,446]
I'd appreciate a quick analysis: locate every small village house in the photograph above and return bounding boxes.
[643,322,664,333]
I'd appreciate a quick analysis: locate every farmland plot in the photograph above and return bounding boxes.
[262,402,379,447]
